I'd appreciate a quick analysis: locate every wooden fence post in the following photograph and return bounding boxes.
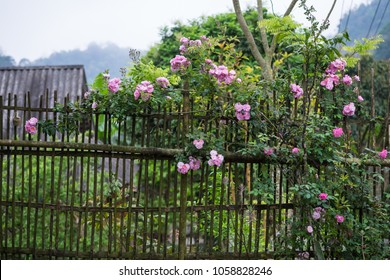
[179,80,190,260]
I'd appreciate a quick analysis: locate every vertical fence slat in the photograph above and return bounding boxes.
[1,81,389,260]
[179,81,190,259]
[0,95,3,259]
[11,94,18,256]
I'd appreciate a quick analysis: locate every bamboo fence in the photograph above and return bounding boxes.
[0,85,389,259]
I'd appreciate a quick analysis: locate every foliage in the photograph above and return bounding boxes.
[143,7,269,69]
[340,47,389,150]
[1,153,181,255]
[22,2,390,260]
[258,15,301,42]
[343,36,384,67]
[275,163,390,260]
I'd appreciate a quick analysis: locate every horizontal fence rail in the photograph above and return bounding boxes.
[1,92,389,260]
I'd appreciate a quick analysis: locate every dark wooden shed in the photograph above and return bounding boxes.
[0,65,88,137]
[0,65,88,104]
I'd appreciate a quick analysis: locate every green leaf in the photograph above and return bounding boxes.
[92,73,108,95]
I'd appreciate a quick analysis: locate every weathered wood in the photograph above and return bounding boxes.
[1,91,389,260]
[179,80,190,259]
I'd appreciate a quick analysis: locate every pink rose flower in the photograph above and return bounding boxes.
[234,103,251,121]
[208,150,224,167]
[290,84,304,99]
[209,65,237,85]
[92,102,97,109]
[264,147,274,156]
[25,123,37,134]
[193,139,204,149]
[108,78,121,93]
[320,77,334,90]
[179,45,187,54]
[312,207,325,220]
[358,95,364,102]
[326,58,346,74]
[177,162,190,174]
[134,81,154,101]
[342,75,353,86]
[180,37,189,45]
[354,75,360,81]
[319,193,328,200]
[342,102,356,116]
[307,225,313,234]
[335,214,345,223]
[333,58,347,71]
[156,77,170,88]
[170,55,191,72]
[320,74,340,90]
[27,117,38,126]
[189,39,202,46]
[134,90,140,100]
[333,127,344,138]
[189,156,201,170]
[292,147,300,154]
[25,117,38,135]
[378,149,388,159]
[312,211,321,220]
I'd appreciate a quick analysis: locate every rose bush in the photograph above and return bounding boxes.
[30,11,389,259]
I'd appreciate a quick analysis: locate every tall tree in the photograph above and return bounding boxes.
[232,0,299,81]
[232,0,338,81]
[143,8,266,69]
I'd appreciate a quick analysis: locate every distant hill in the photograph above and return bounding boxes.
[338,0,390,59]
[375,21,390,59]
[32,43,135,83]
[0,43,139,83]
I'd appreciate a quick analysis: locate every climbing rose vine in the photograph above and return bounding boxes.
[27,31,390,260]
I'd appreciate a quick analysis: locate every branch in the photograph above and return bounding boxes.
[313,0,337,41]
[257,0,271,56]
[232,0,272,80]
[322,0,337,31]
[284,0,299,17]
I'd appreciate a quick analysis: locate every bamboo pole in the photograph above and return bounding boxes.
[371,67,376,148]
[1,139,390,166]
[179,80,190,260]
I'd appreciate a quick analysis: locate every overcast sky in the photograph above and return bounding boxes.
[0,0,372,62]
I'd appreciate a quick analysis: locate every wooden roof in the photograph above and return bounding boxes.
[0,65,88,100]
[0,65,89,138]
